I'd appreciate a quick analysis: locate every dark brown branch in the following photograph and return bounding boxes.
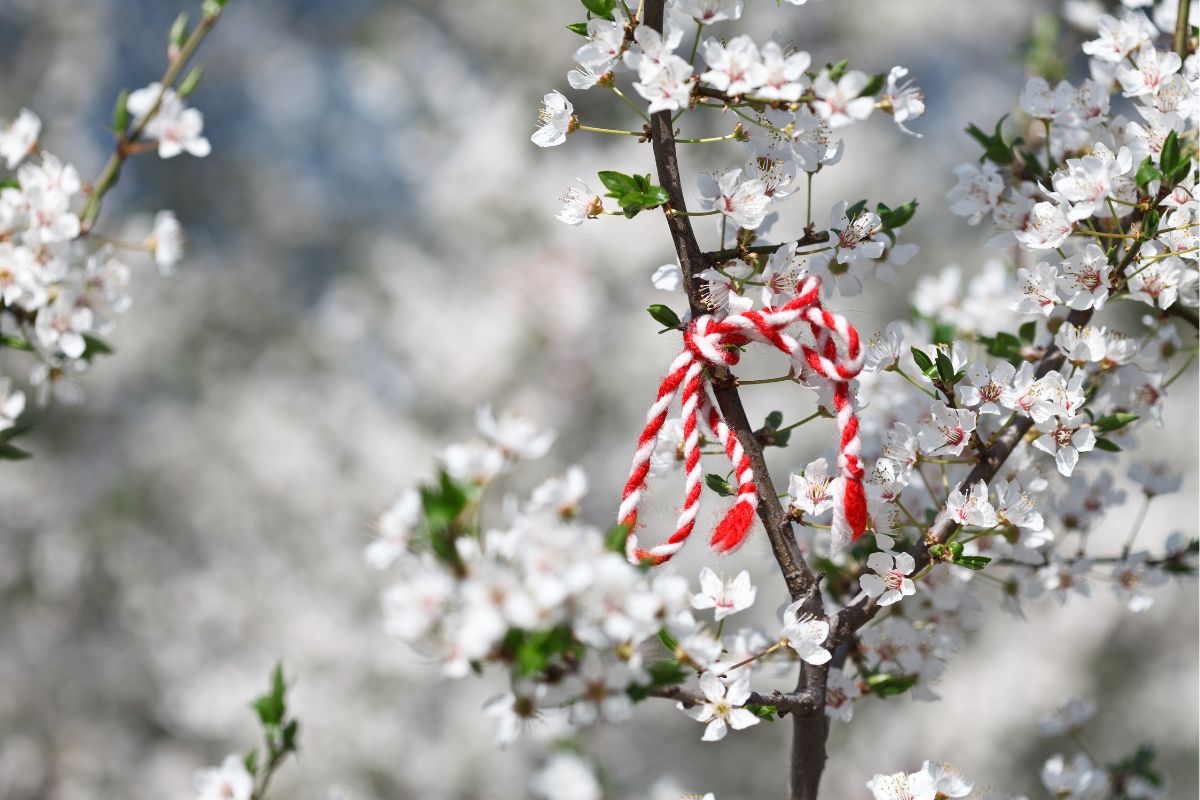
[642,4,830,798]
[649,685,820,717]
[643,2,817,608]
[707,230,830,264]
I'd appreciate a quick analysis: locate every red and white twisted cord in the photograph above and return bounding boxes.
[618,274,868,565]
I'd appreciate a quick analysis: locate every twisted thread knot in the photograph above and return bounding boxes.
[619,274,869,565]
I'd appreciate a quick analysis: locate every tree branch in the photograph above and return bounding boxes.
[649,685,820,717]
[642,4,830,797]
[643,0,817,609]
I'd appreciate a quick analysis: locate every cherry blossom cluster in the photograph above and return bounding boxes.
[367,409,840,747]
[0,3,226,458]
[367,0,1196,793]
[540,0,925,304]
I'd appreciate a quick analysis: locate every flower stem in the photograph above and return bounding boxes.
[80,4,230,232]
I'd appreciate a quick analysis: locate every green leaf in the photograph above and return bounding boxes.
[745,703,777,721]
[597,170,639,196]
[658,628,679,653]
[705,473,733,497]
[177,66,203,99]
[252,663,287,728]
[1094,412,1139,433]
[765,410,784,429]
[647,659,687,686]
[865,672,918,697]
[281,719,300,754]
[1018,321,1037,344]
[954,554,991,570]
[932,322,956,347]
[1094,437,1121,452]
[910,347,934,376]
[965,115,1014,165]
[0,335,33,351]
[512,625,577,677]
[1135,155,1162,189]
[934,349,955,385]
[111,89,130,134]
[605,522,630,554]
[1159,130,1181,176]
[81,334,114,362]
[641,185,669,206]
[0,442,32,461]
[826,59,849,82]
[566,21,590,36]
[860,72,886,97]
[1143,208,1161,239]
[647,304,682,330]
[168,12,189,49]
[844,198,868,221]
[243,749,259,776]
[877,199,918,230]
[984,331,1023,363]
[580,0,616,19]
[774,429,791,447]
[420,471,468,529]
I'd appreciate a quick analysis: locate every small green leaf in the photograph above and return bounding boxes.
[865,672,918,698]
[934,350,955,385]
[597,170,639,196]
[954,554,991,570]
[1094,412,1139,433]
[658,628,679,653]
[745,703,777,721]
[177,66,203,99]
[281,719,300,754]
[580,0,616,20]
[878,199,918,230]
[844,198,868,221]
[81,334,114,362]
[826,59,850,82]
[860,72,886,97]
[0,335,33,351]
[1159,130,1181,176]
[1135,156,1162,189]
[606,522,630,554]
[647,659,687,687]
[1094,437,1121,452]
[111,89,130,134]
[566,21,590,36]
[243,749,259,776]
[705,473,733,497]
[647,304,682,330]
[1143,208,1161,239]
[0,442,32,461]
[168,11,189,49]
[765,411,784,429]
[1018,321,1037,344]
[251,663,287,728]
[910,347,934,375]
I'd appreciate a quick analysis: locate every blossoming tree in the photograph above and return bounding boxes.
[356,0,1197,797]
[0,0,230,456]
[104,0,1198,798]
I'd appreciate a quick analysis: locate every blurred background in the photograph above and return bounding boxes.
[0,0,1195,797]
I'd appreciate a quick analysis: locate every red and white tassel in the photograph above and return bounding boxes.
[618,274,867,565]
